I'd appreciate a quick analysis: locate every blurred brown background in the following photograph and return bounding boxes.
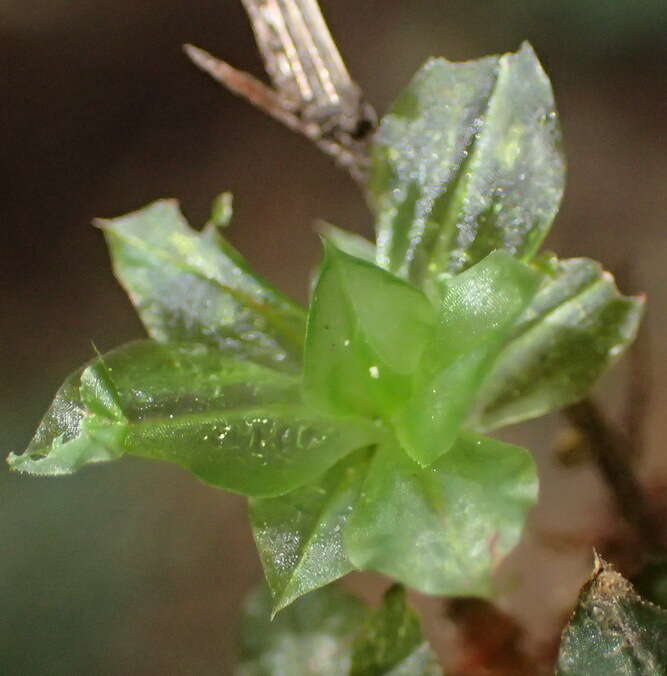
[2,1,666,673]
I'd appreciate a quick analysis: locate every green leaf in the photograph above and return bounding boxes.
[351,585,440,676]
[304,242,436,419]
[209,191,234,228]
[345,434,537,597]
[316,222,377,264]
[249,449,371,615]
[395,342,498,467]
[98,199,306,370]
[6,361,130,476]
[433,251,543,364]
[371,42,565,295]
[395,251,541,465]
[8,341,379,497]
[471,257,645,431]
[236,584,365,676]
[7,382,125,476]
[126,405,377,498]
[556,557,667,675]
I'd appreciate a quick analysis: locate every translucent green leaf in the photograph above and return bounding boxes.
[9,368,89,472]
[395,251,541,465]
[236,584,365,676]
[395,342,499,466]
[371,42,565,295]
[99,199,306,370]
[471,257,645,431]
[304,243,436,419]
[249,449,370,615]
[8,401,125,477]
[556,557,667,675]
[345,434,537,596]
[351,585,440,676]
[126,405,378,498]
[209,191,234,228]
[433,251,543,364]
[316,223,376,264]
[8,341,379,497]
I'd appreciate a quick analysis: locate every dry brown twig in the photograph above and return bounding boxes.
[184,0,376,185]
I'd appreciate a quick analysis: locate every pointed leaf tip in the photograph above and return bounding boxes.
[250,450,370,614]
[209,191,233,228]
[557,557,667,674]
[100,199,306,370]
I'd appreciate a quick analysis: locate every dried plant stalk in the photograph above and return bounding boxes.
[186,0,375,183]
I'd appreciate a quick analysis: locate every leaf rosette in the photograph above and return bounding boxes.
[8,43,643,614]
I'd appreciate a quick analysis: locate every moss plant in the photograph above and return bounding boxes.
[9,14,660,674]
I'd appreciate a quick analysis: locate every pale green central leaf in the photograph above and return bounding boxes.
[395,251,542,465]
[304,243,436,419]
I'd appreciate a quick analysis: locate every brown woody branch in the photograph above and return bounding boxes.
[184,0,376,185]
[564,399,659,552]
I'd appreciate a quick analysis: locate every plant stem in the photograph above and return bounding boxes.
[624,302,651,462]
[185,0,376,184]
[564,399,660,552]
